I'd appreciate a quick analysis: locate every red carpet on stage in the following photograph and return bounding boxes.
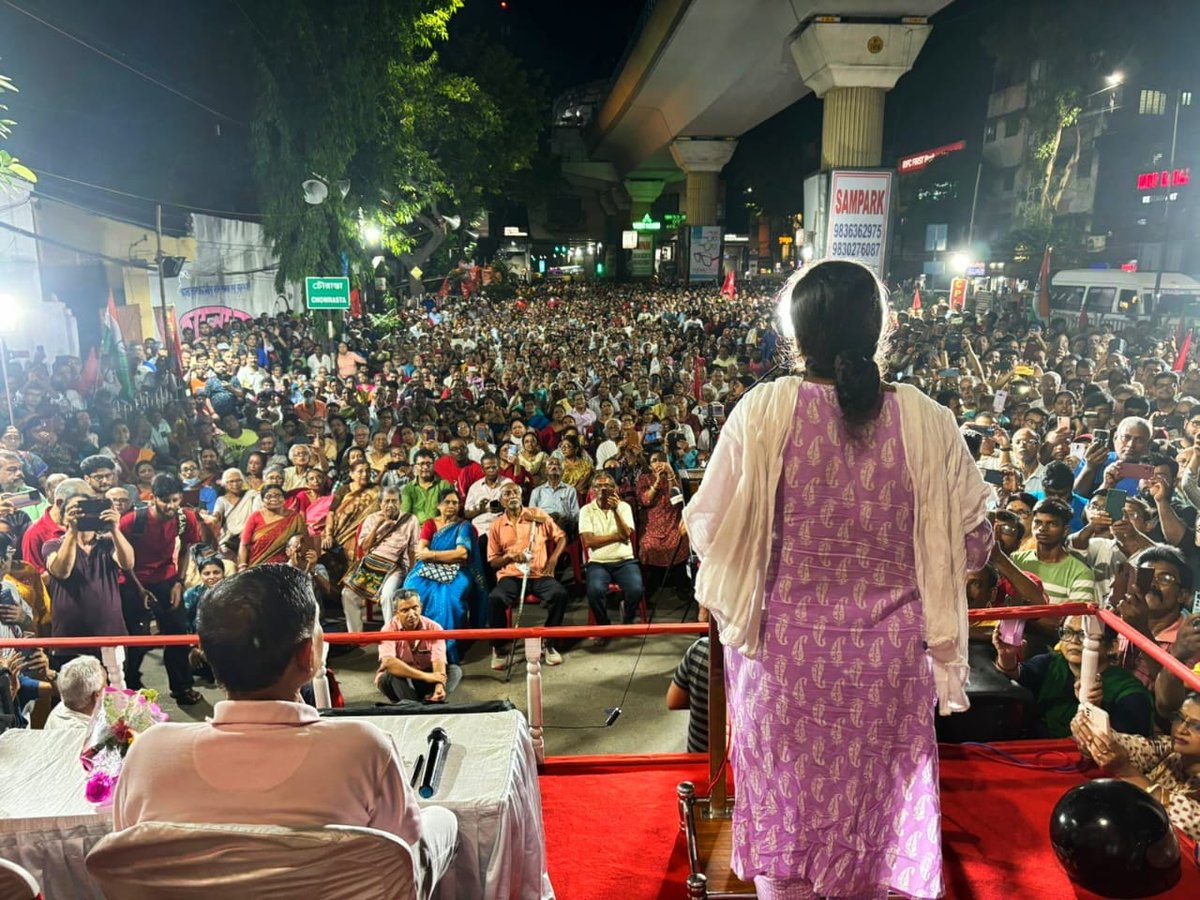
[540,757,708,900]
[540,744,1200,900]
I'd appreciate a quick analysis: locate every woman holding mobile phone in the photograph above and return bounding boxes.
[1071,692,1200,840]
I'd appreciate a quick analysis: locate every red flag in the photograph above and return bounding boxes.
[911,288,922,311]
[720,271,735,299]
[349,288,363,319]
[1077,305,1089,331]
[1036,245,1052,320]
[1174,330,1192,372]
[437,277,450,298]
[77,347,101,396]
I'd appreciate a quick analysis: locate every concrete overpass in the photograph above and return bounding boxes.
[569,0,955,227]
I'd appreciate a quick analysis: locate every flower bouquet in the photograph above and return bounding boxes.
[79,686,168,807]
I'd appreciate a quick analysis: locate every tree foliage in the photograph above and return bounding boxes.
[0,64,36,191]
[246,0,462,290]
[981,0,1135,230]
[246,1,543,296]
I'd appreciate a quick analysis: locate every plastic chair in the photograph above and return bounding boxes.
[581,544,648,625]
[86,821,422,900]
[0,859,41,900]
[505,593,541,628]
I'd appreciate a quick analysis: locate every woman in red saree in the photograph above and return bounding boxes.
[237,484,306,568]
[101,420,154,484]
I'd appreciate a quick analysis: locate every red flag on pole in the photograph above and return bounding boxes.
[1174,329,1193,372]
[720,271,735,299]
[911,288,922,311]
[77,347,101,396]
[1036,245,1052,321]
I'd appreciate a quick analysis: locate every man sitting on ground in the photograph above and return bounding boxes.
[376,589,459,704]
[113,565,458,893]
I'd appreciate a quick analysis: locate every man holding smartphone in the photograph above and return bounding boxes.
[1113,547,1200,690]
[0,451,41,556]
[1073,416,1152,499]
[43,480,132,688]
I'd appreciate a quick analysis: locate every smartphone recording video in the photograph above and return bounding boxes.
[76,498,111,532]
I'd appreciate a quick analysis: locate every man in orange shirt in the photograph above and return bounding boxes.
[294,387,327,422]
[487,482,568,668]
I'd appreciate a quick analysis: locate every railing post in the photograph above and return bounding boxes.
[706,618,728,817]
[525,637,544,764]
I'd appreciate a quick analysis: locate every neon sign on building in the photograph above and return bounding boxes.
[1137,168,1190,190]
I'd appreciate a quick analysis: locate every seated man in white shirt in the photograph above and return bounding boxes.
[113,565,458,894]
[44,655,106,731]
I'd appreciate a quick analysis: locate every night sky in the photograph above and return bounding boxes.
[1,0,994,233]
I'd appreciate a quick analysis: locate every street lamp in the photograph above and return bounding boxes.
[361,223,382,246]
[1152,88,1184,306]
[1106,71,1124,87]
[950,251,970,274]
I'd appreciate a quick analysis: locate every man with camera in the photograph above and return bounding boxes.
[463,453,512,584]
[43,479,132,687]
[579,471,645,636]
[119,473,213,705]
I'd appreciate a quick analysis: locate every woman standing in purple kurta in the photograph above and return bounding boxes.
[684,261,992,899]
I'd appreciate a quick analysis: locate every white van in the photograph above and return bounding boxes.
[1049,269,1200,324]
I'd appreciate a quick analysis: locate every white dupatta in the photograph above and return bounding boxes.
[682,378,992,714]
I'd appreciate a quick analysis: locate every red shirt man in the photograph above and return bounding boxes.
[22,506,66,571]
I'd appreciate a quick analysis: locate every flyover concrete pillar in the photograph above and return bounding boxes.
[790,21,930,168]
[670,138,738,226]
[623,178,665,223]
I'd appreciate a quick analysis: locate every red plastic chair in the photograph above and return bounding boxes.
[581,543,648,625]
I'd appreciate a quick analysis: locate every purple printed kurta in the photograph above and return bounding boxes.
[725,384,985,899]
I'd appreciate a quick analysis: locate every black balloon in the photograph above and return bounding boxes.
[1049,778,1181,898]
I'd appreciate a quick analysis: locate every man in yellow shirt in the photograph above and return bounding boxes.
[579,472,645,636]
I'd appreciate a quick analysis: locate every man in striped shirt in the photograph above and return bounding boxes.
[1012,498,1098,606]
[667,637,710,753]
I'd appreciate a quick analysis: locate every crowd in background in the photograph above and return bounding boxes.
[1,277,1199,836]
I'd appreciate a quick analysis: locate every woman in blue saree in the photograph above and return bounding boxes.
[401,488,487,663]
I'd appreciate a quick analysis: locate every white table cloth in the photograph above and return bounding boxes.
[0,709,553,900]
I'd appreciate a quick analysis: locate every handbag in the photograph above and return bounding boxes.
[420,562,459,584]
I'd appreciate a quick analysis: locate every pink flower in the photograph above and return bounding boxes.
[85,773,116,804]
[111,720,131,743]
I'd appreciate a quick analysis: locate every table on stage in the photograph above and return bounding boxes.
[0,708,554,900]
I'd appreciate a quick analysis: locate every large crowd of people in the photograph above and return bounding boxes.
[1,272,1199,843]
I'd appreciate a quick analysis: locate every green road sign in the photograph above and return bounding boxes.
[305,276,351,310]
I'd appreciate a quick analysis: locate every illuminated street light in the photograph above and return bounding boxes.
[1106,71,1123,86]
[950,251,970,274]
[361,223,382,246]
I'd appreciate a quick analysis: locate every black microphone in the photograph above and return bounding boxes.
[604,707,622,727]
[418,727,450,799]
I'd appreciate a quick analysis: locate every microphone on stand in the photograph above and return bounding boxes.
[418,727,450,799]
